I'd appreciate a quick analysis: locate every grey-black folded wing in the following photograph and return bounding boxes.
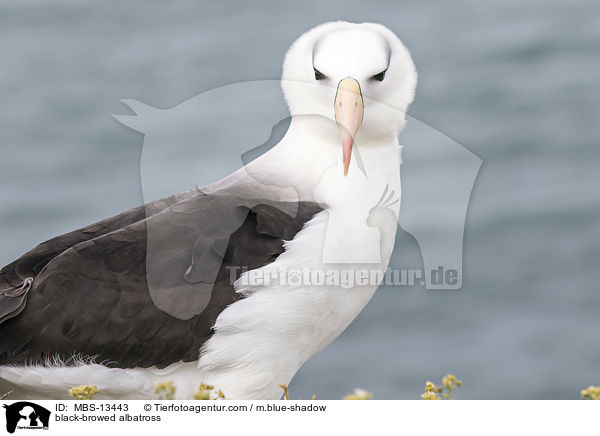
[0,191,322,368]
[0,191,193,323]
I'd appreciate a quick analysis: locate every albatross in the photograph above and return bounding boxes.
[0,21,417,399]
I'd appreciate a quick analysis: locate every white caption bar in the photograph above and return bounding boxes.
[0,400,598,435]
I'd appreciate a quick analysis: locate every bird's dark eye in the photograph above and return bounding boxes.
[313,67,326,81]
[371,69,387,82]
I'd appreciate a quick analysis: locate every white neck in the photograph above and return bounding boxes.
[196,114,404,400]
[237,115,402,203]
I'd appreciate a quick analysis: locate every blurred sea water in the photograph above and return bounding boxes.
[0,0,599,399]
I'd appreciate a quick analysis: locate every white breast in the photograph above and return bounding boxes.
[0,128,402,401]
[195,144,401,399]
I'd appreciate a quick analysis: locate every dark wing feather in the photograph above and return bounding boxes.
[0,191,193,324]
[0,191,322,368]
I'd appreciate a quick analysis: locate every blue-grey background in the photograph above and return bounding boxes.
[1,0,598,399]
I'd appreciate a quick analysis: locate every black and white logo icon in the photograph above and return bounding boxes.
[2,402,50,434]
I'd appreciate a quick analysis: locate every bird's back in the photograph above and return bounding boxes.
[0,190,322,369]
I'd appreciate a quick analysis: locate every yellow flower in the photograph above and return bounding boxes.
[193,390,211,400]
[154,380,176,400]
[193,382,225,400]
[581,385,600,400]
[442,374,456,389]
[68,385,99,400]
[440,374,462,399]
[424,381,435,391]
[343,389,373,400]
[421,391,440,400]
[422,374,462,400]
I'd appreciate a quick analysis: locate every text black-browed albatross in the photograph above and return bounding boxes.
[0,21,417,399]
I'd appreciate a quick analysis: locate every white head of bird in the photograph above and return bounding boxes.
[280,21,417,177]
